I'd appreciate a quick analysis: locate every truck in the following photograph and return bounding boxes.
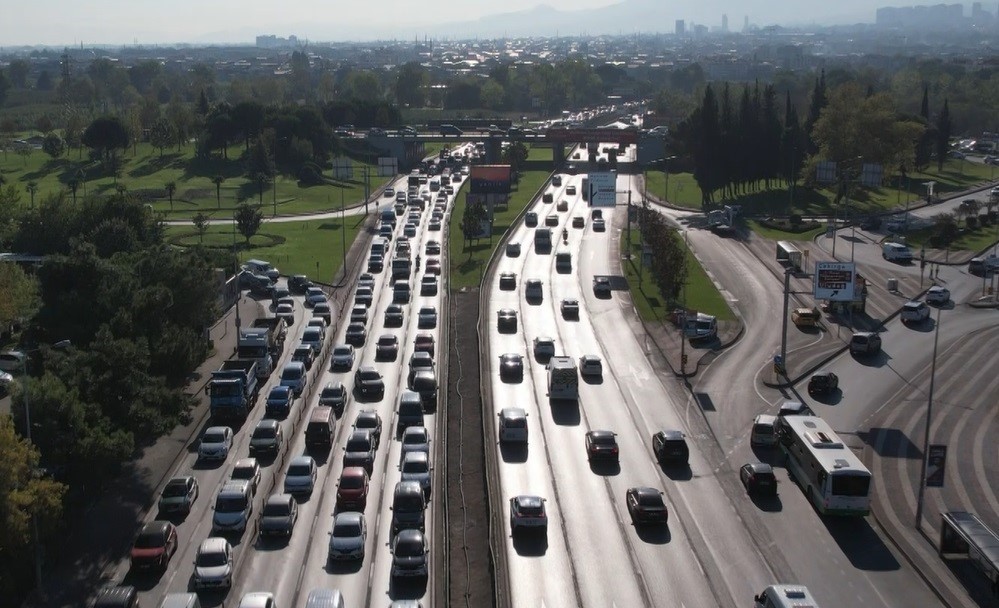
[208,359,259,420]
[237,318,287,378]
[776,240,803,270]
[547,356,579,400]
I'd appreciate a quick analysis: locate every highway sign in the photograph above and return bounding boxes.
[587,172,617,207]
[377,157,398,176]
[814,261,856,302]
[926,444,947,488]
[332,158,353,180]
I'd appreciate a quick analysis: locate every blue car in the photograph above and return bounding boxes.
[266,385,294,417]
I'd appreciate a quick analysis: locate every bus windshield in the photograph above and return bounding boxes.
[832,474,870,497]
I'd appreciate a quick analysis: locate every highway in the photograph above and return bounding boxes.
[114,157,463,606]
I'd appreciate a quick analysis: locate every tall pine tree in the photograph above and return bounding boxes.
[804,70,827,155]
[935,99,952,172]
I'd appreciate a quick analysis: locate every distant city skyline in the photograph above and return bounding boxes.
[0,0,984,47]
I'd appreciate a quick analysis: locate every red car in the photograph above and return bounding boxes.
[425,259,442,276]
[414,333,435,358]
[130,521,178,571]
[337,466,370,510]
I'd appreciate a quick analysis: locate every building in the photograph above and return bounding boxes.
[675,20,685,36]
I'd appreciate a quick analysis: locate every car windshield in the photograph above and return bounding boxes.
[162,482,188,497]
[378,337,395,346]
[263,502,291,516]
[322,386,344,398]
[283,368,303,380]
[360,371,379,380]
[254,427,276,439]
[204,431,225,443]
[396,538,424,556]
[334,521,361,536]
[638,493,664,507]
[403,433,427,445]
[134,530,163,548]
[216,496,247,512]
[288,464,311,476]
[403,460,429,474]
[341,475,364,489]
[196,550,227,568]
[591,434,616,445]
[346,437,370,451]
[232,467,254,480]
[333,347,350,356]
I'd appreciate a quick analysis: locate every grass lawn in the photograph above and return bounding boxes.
[448,169,551,289]
[527,144,560,162]
[902,221,999,253]
[643,159,996,217]
[621,231,734,322]
[164,213,366,281]
[746,220,825,242]
[0,142,392,220]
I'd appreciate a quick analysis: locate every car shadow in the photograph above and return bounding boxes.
[156,509,191,525]
[499,373,523,384]
[190,586,227,607]
[809,389,843,405]
[549,401,580,426]
[254,534,291,551]
[511,531,549,556]
[389,575,429,600]
[326,558,363,574]
[499,442,529,464]
[906,318,935,333]
[851,350,890,368]
[121,569,166,591]
[660,463,692,481]
[581,375,603,385]
[750,444,780,461]
[749,493,784,512]
[588,460,621,476]
[192,459,225,471]
[634,523,671,545]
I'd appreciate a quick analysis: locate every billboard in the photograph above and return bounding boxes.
[377,157,398,177]
[470,165,512,195]
[813,261,856,302]
[332,158,353,180]
[586,172,618,207]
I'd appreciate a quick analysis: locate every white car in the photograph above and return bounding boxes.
[0,350,27,373]
[533,336,556,359]
[925,285,950,305]
[579,355,603,377]
[193,537,233,590]
[199,426,234,461]
[901,300,930,324]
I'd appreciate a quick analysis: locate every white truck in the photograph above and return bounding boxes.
[547,356,578,400]
[237,317,287,378]
[882,242,913,262]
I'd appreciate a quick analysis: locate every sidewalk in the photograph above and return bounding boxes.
[25,296,263,608]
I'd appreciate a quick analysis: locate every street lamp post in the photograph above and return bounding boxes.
[663,155,676,204]
[915,305,942,530]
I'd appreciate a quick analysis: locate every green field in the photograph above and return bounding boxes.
[0,142,391,220]
[644,159,996,216]
[902,221,999,253]
[164,213,367,281]
[746,220,826,242]
[448,170,551,289]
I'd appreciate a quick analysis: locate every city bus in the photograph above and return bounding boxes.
[777,415,871,516]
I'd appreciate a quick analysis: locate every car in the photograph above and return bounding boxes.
[408,351,435,379]
[343,429,376,473]
[336,466,370,510]
[331,344,356,370]
[901,300,930,324]
[418,306,438,329]
[585,430,619,463]
[193,537,234,590]
[850,331,882,355]
[499,353,524,380]
[525,212,538,227]
[249,419,283,456]
[499,272,517,290]
[509,495,547,532]
[376,334,400,360]
[358,272,376,289]
[414,333,436,358]
[429,219,442,231]
[578,355,602,377]
[368,255,384,273]
[345,322,367,346]
[750,414,778,447]
[355,286,374,307]
[400,451,433,497]
[532,336,556,359]
[230,458,262,494]
[264,385,294,417]
[349,304,369,325]
[426,258,442,275]
[305,287,327,307]
[400,426,431,460]
[0,370,13,390]
[777,400,813,418]
[236,592,276,608]
[403,223,418,238]
[553,175,563,186]
[497,308,518,332]
[652,430,689,465]
[283,455,317,496]
[740,462,778,497]
[275,302,295,326]
[425,240,441,255]
[807,371,839,396]
[593,217,606,231]
[925,285,951,305]
[391,529,429,579]
[199,426,234,462]
[306,317,327,339]
[393,283,411,304]
[291,344,315,370]
[354,366,385,399]
[353,409,383,449]
[420,275,438,296]
[383,187,395,198]
[158,476,199,516]
[626,487,669,525]
[328,512,367,561]
[259,493,298,537]
[560,298,579,318]
[524,279,543,301]
[545,214,559,227]
[318,382,348,415]
[130,521,178,571]
[506,242,521,257]
[312,302,332,324]
[593,276,611,296]
[288,274,313,294]
[384,304,405,327]
[566,185,577,195]
[572,216,585,228]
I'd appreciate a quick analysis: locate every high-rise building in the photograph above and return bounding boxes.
[722,14,729,32]
[675,20,686,36]
[744,15,750,32]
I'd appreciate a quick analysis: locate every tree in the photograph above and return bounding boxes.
[0,263,38,330]
[396,62,428,107]
[67,178,79,204]
[36,70,53,91]
[804,70,828,155]
[461,201,488,249]
[230,101,264,151]
[192,212,211,244]
[7,59,29,88]
[211,175,225,209]
[26,182,38,207]
[245,138,275,204]
[235,203,263,244]
[149,118,174,157]
[502,142,529,173]
[935,99,952,172]
[0,70,9,106]
[42,133,65,159]
[81,116,129,163]
[35,115,54,135]
[164,181,176,212]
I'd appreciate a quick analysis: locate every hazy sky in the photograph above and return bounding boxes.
[0,0,881,46]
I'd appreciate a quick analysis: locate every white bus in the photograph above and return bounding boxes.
[778,415,871,516]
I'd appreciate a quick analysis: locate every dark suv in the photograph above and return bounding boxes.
[652,430,689,466]
[354,366,385,400]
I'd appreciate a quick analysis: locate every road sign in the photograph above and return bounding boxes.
[814,261,857,302]
[377,157,398,177]
[332,158,353,180]
[587,172,617,207]
[926,444,947,488]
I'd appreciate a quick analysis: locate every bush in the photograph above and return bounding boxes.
[966,215,979,230]
[298,162,326,186]
[789,214,803,227]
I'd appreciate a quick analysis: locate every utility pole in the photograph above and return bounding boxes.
[780,268,791,371]
[915,305,942,530]
[363,166,371,215]
[625,189,632,259]
[340,188,346,285]
[232,210,241,338]
[680,230,689,376]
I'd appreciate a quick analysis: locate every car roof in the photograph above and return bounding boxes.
[289,455,314,467]
[256,419,279,430]
[402,450,429,464]
[270,385,291,394]
[588,430,616,439]
[140,520,173,535]
[658,429,685,441]
[266,493,293,506]
[198,536,229,554]
[514,495,544,508]
[205,426,230,435]
[631,486,661,498]
[341,466,367,479]
[500,407,527,418]
[166,475,194,486]
[220,479,251,494]
[233,458,257,469]
[334,511,364,525]
[395,528,424,542]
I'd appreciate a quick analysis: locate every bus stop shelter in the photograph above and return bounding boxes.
[939,511,999,596]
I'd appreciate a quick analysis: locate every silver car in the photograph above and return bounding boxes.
[400,451,432,497]
[328,512,367,561]
[193,537,233,589]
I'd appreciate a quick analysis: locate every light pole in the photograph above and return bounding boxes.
[232,210,241,336]
[663,155,676,204]
[680,230,689,376]
[915,305,942,530]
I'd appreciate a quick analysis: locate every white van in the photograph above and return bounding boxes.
[304,589,344,608]
[882,242,912,262]
[754,584,820,607]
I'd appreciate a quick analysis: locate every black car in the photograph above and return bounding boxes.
[353,409,383,450]
[652,430,689,465]
[626,487,669,525]
[259,493,298,538]
[807,371,839,396]
[497,308,518,333]
[288,275,313,294]
[585,430,619,463]
[740,462,778,497]
[499,353,524,380]
[375,334,399,360]
[384,304,405,327]
[499,272,517,291]
[343,429,376,474]
[391,529,429,580]
[354,366,385,399]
